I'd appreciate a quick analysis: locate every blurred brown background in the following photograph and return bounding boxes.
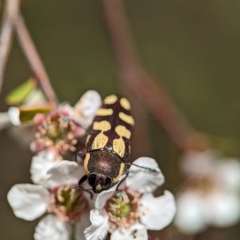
[1,0,240,239]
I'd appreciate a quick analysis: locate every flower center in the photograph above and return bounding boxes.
[106,190,140,230]
[35,113,79,153]
[48,186,89,223]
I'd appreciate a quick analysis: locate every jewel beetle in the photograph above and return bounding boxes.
[76,94,135,195]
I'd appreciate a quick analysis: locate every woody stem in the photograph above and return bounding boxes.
[100,0,208,151]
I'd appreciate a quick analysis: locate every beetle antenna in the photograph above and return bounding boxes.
[128,163,159,173]
[115,172,129,200]
[116,191,123,200]
[116,172,129,192]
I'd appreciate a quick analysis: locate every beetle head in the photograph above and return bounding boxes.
[88,172,113,193]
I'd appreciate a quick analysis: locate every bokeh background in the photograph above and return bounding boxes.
[1,0,240,239]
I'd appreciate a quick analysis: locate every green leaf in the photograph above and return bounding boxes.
[19,105,54,123]
[5,78,37,105]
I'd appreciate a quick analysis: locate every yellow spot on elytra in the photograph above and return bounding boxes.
[104,95,118,105]
[91,121,111,150]
[93,121,111,132]
[113,138,126,157]
[92,132,108,150]
[85,135,90,144]
[96,184,102,191]
[119,112,135,126]
[115,125,131,139]
[113,163,125,183]
[83,153,90,174]
[96,108,113,116]
[120,98,131,110]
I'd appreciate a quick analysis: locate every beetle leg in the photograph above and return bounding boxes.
[72,175,93,199]
[114,172,129,200]
[75,151,85,164]
[78,174,88,185]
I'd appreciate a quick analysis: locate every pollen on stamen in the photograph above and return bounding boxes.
[106,189,140,230]
[31,109,85,154]
[67,132,74,140]
[45,140,53,146]
[41,129,47,135]
[71,139,78,145]
[62,143,69,151]
[70,146,76,152]
[48,186,89,224]
[35,132,41,138]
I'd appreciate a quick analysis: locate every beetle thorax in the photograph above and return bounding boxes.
[83,150,126,193]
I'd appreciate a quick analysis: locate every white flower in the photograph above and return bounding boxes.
[30,150,62,186]
[30,90,101,155]
[7,161,91,240]
[0,92,46,146]
[0,107,35,148]
[73,90,102,128]
[30,104,85,154]
[174,150,240,234]
[2,88,48,128]
[84,157,176,240]
[0,107,21,128]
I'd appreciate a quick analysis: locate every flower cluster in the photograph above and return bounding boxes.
[8,161,90,240]
[85,157,176,240]
[6,90,176,240]
[174,150,240,234]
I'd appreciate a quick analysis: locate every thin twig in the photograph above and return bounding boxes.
[101,0,152,157]
[100,0,208,152]
[0,0,20,94]
[14,14,58,105]
[0,0,57,105]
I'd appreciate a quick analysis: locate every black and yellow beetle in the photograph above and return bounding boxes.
[77,94,135,195]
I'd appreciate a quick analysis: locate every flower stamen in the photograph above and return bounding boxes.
[32,110,84,154]
[48,186,89,223]
[106,190,140,230]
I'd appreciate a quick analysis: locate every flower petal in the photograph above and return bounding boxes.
[73,90,101,127]
[58,103,74,116]
[34,214,72,240]
[7,184,49,220]
[127,157,164,193]
[95,178,122,209]
[0,112,11,130]
[84,209,109,240]
[74,213,91,240]
[174,191,207,234]
[204,190,240,227]
[45,161,84,189]
[30,151,59,185]
[110,223,147,240]
[181,150,220,176]
[8,107,21,125]
[139,191,176,230]
[8,125,35,148]
[216,159,240,190]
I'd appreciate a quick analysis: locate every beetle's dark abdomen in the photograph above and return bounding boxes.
[86,95,134,162]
